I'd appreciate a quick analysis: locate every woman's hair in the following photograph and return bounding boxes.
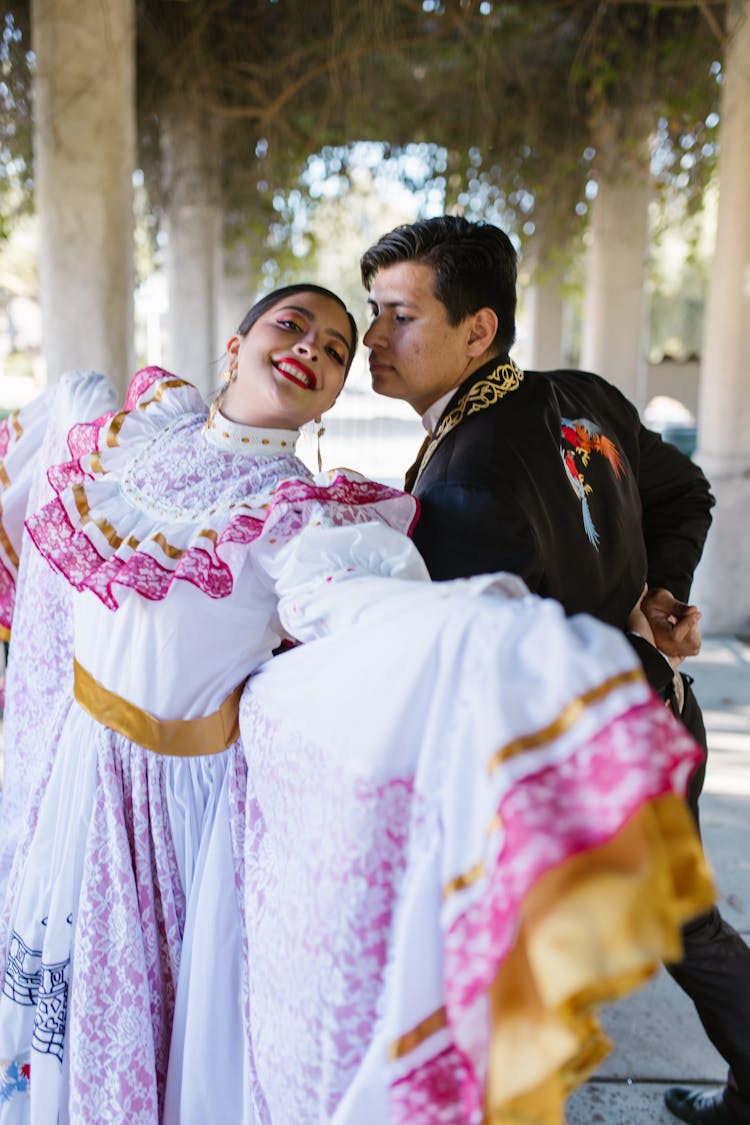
[237,284,359,377]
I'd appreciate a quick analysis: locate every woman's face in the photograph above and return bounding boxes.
[223,291,354,430]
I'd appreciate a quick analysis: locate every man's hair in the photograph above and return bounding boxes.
[360,216,518,356]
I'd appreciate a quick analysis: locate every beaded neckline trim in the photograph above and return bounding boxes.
[203,411,299,455]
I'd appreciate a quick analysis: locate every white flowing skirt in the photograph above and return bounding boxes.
[238,577,712,1125]
[0,699,248,1125]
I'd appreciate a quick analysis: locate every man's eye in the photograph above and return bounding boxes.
[394,314,412,324]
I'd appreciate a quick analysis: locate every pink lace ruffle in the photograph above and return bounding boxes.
[67,411,117,462]
[390,698,702,1121]
[258,473,420,543]
[24,368,419,609]
[124,365,172,409]
[0,556,15,636]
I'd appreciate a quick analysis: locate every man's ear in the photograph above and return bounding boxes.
[466,308,498,357]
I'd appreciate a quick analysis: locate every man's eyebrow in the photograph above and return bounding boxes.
[366,297,420,310]
[279,305,351,354]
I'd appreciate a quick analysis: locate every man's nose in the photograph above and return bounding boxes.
[363,321,383,348]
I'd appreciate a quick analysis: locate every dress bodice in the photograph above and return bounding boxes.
[25,367,421,721]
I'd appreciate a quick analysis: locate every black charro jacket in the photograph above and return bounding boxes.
[408,356,715,642]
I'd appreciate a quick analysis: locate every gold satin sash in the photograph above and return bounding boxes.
[73,658,243,756]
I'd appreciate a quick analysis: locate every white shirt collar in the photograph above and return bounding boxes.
[422,387,460,435]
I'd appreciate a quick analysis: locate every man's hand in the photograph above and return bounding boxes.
[627,584,656,646]
[641,586,702,665]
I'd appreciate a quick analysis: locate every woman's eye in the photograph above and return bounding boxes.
[326,346,345,366]
[279,318,303,331]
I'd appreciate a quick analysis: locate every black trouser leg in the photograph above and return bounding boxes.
[666,676,750,1117]
[667,908,750,1117]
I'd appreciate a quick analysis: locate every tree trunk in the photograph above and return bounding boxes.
[581,134,651,409]
[161,103,222,398]
[32,0,136,396]
[692,0,750,635]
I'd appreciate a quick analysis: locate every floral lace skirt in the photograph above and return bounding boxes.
[238,581,714,1125]
[0,702,247,1125]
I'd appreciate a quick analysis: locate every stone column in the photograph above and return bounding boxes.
[32,0,135,395]
[692,0,750,635]
[581,134,652,409]
[523,276,565,370]
[161,104,221,398]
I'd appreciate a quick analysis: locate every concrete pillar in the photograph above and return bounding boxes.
[523,276,565,370]
[32,0,135,395]
[581,136,651,409]
[161,104,221,398]
[692,0,750,635]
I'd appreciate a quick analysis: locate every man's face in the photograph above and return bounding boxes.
[363,262,477,416]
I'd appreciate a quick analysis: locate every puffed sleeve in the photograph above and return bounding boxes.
[249,469,431,641]
[0,370,118,637]
[252,469,532,643]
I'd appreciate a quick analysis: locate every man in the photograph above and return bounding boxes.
[360,215,750,1125]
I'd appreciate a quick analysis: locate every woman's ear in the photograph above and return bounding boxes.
[226,334,240,362]
[466,308,498,357]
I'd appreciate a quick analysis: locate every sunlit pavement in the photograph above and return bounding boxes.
[566,635,750,1123]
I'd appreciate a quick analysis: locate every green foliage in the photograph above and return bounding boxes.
[0,6,33,243]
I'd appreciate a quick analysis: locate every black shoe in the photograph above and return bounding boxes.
[664,1086,735,1124]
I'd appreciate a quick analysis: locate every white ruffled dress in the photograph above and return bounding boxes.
[0,368,419,1125]
[0,367,715,1125]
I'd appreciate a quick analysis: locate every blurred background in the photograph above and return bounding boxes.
[1,0,748,629]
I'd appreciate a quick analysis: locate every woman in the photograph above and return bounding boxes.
[0,284,415,1124]
[0,283,712,1125]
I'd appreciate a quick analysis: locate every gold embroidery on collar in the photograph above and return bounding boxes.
[415,360,524,486]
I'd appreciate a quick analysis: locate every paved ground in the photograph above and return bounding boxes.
[566,634,750,1123]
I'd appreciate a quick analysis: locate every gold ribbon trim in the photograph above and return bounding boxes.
[488,667,644,773]
[73,658,243,756]
[442,668,645,900]
[388,1006,447,1061]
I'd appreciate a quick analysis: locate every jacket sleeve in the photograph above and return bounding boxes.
[411,477,544,586]
[637,423,714,602]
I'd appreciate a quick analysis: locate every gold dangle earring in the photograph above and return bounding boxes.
[205,364,236,431]
[316,420,325,473]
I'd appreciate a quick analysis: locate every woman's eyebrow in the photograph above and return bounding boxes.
[280,305,351,354]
